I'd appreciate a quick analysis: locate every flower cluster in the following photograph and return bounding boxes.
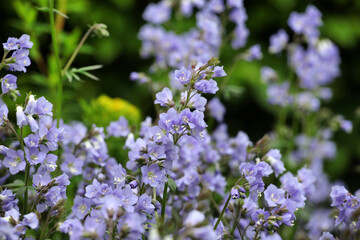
[330,186,360,234]
[137,0,254,71]
[0,1,358,240]
[263,5,341,112]
[0,35,33,100]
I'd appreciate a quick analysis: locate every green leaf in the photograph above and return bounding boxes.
[167,177,177,192]
[65,71,73,83]
[78,71,99,81]
[36,7,69,19]
[78,65,103,71]
[15,186,27,198]
[2,179,25,188]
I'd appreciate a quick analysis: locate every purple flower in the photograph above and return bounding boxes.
[60,153,84,176]
[232,24,249,49]
[339,117,353,133]
[231,188,240,199]
[136,194,155,214]
[182,109,208,140]
[35,97,53,116]
[1,74,17,94]
[244,44,262,61]
[59,219,84,239]
[267,82,292,107]
[297,168,316,198]
[43,154,58,172]
[208,0,225,13]
[3,149,25,174]
[227,0,243,8]
[143,1,171,24]
[154,87,174,107]
[207,97,226,122]
[72,196,92,219]
[85,179,102,199]
[25,95,37,114]
[288,5,322,42]
[194,79,219,94]
[141,164,166,188]
[269,29,288,54]
[0,104,9,125]
[158,107,182,134]
[3,37,19,51]
[251,209,270,226]
[22,213,39,229]
[113,186,138,213]
[9,49,31,72]
[130,72,149,84]
[280,172,306,211]
[260,66,278,83]
[260,232,282,240]
[181,91,207,111]
[0,189,19,212]
[202,171,226,195]
[107,116,130,137]
[24,134,40,148]
[46,127,64,150]
[112,164,127,187]
[45,186,62,205]
[319,232,335,240]
[213,66,226,77]
[148,143,166,161]
[175,67,191,85]
[330,185,349,207]
[129,180,138,189]
[27,115,39,132]
[25,147,46,165]
[264,184,286,207]
[265,149,285,177]
[295,92,320,112]
[184,210,205,226]
[18,34,33,49]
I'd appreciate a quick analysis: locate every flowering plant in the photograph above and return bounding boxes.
[0,0,358,240]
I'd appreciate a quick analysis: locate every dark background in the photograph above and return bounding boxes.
[0,0,359,190]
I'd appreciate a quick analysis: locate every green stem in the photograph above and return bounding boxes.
[20,127,30,214]
[218,54,242,95]
[213,176,244,231]
[153,187,157,200]
[160,182,168,226]
[49,0,63,127]
[213,193,231,231]
[0,50,9,71]
[61,25,96,75]
[230,201,241,236]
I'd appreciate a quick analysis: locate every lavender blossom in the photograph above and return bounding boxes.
[269,29,288,54]
[1,74,18,94]
[154,87,174,107]
[207,97,225,122]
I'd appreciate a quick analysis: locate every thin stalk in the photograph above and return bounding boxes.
[160,182,168,226]
[218,54,242,95]
[61,25,96,75]
[153,187,157,200]
[49,0,63,127]
[213,176,244,231]
[213,193,231,231]
[20,127,30,214]
[0,50,9,71]
[230,201,241,235]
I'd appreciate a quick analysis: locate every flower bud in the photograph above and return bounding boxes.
[129,180,138,189]
[231,188,240,199]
